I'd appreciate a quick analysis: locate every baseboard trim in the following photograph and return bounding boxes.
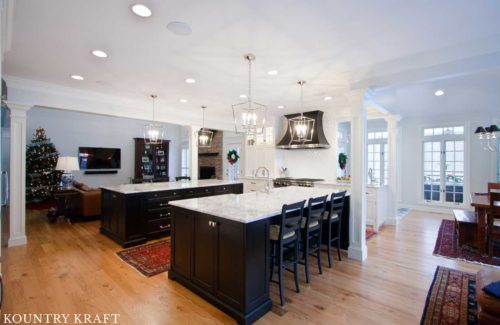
[397,203,457,215]
[348,245,367,261]
[8,235,27,247]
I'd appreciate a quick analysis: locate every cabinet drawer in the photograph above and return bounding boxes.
[146,207,172,220]
[147,217,171,235]
[145,191,181,201]
[212,185,232,194]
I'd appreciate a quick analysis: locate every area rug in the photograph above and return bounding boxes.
[366,229,377,240]
[116,239,170,277]
[433,220,500,267]
[420,266,477,325]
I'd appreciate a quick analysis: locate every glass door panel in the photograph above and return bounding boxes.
[444,140,464,204]
[423,141,441,202]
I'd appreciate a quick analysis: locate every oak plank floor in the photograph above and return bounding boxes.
[1,209,483,324]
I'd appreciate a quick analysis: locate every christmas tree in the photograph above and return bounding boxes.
[26,127,62,203]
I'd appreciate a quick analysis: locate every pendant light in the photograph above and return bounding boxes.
[143,94,165,144]
[289,80,315,143]
[197,105,214,147]
[232,54,267,135]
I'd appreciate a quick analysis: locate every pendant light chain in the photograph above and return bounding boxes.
[248,56,252,109]
[151,94,157,122]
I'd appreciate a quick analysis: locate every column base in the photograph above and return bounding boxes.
[348,244,367,261]
[8,235,27,247]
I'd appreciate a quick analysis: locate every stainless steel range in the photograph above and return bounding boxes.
[273,177,324,188]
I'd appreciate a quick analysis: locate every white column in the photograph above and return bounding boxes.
[384,115,402,225]
[6,102,32,246]
[189,125,199,180]
[347,90,368,261]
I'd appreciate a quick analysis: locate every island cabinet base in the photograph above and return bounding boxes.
[169,206,272,325]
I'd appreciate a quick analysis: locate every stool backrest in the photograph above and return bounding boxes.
[280,200,306,239]
[488,182,500,192]
[328,191,347,218]
[306,195,328,227]
[491,191,500,219]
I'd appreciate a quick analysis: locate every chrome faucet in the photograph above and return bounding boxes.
[255,166,271,194]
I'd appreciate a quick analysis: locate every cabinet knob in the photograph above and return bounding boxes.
[159,225,171,230]
[159,203,169,207]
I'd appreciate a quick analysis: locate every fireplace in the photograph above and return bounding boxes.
[199,166,216,180]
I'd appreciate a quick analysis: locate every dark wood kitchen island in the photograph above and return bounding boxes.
[168,186,350,325]
[100,180,243,247]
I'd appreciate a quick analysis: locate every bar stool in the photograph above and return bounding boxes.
[323,191,347,268]
[270,200,305,306]
[301,195,328,283]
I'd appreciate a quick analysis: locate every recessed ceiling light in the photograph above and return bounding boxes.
[267,70,278,76]
[239,94,247,99]
[167,22,192,36]
[277,105,284,109]
[435,89,444,96]
[131,4,152,17]
[185,78,196,84]
[71,75,84,81]
[91,50,108,58]
[180,99,188,103]
[324,96,332,101]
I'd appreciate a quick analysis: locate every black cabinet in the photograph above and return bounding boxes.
[169,206,272,325]
[134,138,170,182]
[100,183,243,247]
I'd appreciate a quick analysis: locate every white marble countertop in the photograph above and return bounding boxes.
[100,179,243,194]
[169,186,350,224]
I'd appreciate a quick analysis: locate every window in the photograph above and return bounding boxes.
[181,148,190,177]
[497,139,500,182]
[255,126,274,145]
[367,133,388,185]
[422,125,465,205]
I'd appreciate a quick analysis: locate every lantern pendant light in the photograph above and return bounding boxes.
[143,95,165,145]
[289,80,315,143]
[197,106,214,147]
[232,54,267,135]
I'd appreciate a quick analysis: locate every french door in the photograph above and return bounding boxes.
[423,140,465,205]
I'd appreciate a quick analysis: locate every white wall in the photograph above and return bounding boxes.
[399,113,497,208]
[27,107,183,188]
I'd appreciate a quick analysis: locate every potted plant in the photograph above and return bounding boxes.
[337,153,350,182]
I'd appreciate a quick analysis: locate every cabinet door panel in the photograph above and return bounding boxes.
[192,214,215,292]
[171,208,193,279]
[215,220,244,308]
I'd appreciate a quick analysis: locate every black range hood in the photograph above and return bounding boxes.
[276,110,330,149]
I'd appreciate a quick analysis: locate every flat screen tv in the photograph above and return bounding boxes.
[78,147,121,170]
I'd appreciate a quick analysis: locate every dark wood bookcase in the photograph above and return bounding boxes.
[134,138,170,182]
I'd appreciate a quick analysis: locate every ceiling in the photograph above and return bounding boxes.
[4,0,500,122]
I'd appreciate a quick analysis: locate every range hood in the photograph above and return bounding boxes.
[276,110,330,149]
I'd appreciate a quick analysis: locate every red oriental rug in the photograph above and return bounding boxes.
[420,266,477,325]
[366,229,377,240]
[116,239,170,277]
[433,220,500,267]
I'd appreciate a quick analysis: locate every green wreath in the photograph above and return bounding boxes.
[227,149,240,165]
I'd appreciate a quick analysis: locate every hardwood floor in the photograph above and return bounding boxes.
[1,209,482,324]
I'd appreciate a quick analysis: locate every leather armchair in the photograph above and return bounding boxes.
[73,182,101,218]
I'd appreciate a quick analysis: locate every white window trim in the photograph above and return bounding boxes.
[418,121,470,207]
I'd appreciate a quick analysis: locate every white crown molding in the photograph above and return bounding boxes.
[3,75,236,130]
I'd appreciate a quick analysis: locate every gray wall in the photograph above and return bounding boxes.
[27,107,183,188]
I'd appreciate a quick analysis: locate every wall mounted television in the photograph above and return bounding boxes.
[78,147,121,170]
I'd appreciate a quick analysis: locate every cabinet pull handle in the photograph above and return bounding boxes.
[159,203,168,207]
[159,225,171,229]
[159,213,171,217]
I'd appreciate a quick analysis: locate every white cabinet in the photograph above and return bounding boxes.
[244,144,275,178]
[240,177,270,193]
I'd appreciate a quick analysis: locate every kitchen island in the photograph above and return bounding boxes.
[168,186,350,325]
[100,180,243,247]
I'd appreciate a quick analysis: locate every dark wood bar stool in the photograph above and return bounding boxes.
[323,191,347,268]
[269,200,305,306]
[301,195,328,283]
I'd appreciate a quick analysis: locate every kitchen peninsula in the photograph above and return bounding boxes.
[168,186,350,325]
[100,180,243,247]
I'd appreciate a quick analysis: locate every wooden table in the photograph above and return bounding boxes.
[471,193,490,255]
[47,188,79,223]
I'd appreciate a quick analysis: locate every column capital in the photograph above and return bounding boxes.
[4,101,33,116]
[383,114,402,126]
